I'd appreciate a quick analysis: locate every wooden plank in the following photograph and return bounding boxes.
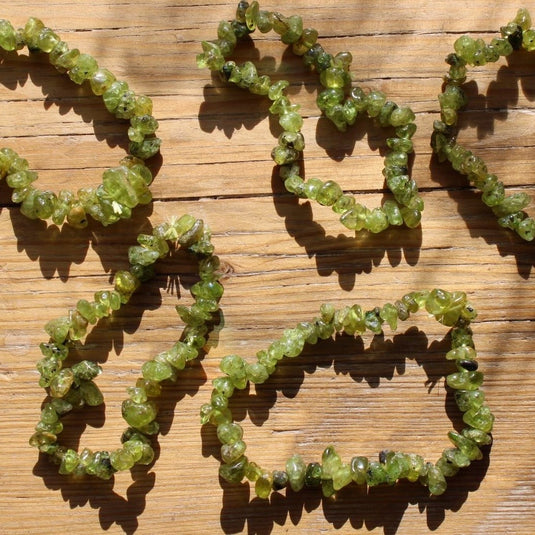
[1,1,535,533]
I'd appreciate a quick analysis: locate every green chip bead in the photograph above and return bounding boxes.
[121,400,158,429]
[448,431,482,461]
[286,454,306,492]
[221,440,247,463]
[219,456,248,483]
[462,405,495,432]
[141,359,174,382]
[0,19,18,51]
[350,456,368,485]
[255,471,273,498]
[366,461,388,486]
[316,180,343,206]
[110,448,136,471]
[304,462,322,487]
[332,464,352,491]
[447,370,484,390]
[58,449,80,474]
[68,53,99,84]
[426,463,447,496]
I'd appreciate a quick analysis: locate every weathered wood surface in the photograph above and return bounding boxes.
[1,1,534,533]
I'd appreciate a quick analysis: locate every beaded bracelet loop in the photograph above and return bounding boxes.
[0,18,162,228]
[30,214,224,478]
[432,8,535,241]
[201,289,494,499]
[197,1,423,235]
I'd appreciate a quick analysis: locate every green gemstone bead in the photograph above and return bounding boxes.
[406,453,426,482]
[245,362,269,384]
[462,427,492,446]
[217,422,243,444]
[321,446,342,478]
[128,245,160,267]
[44,315,71,344]
[443,447,470,468]
[366,207,389,233]
[364,308,383,333]
[255,471,273,499]
[49,368,74,398]
[302,177,323,200]
[448,431,482,461]
[332,464,352,491]
[279,328,307,357]
[71,360,101,381]
[385,451,411,483]
[304,462,322,487]
[58,449,80,474]
[316,180,343,206]
[127,386,148,403]
[220,354,247,389]
[87,451,115,480]
[454,389,485,412]
[389,106,416,127]
[446,370,484,390]
[221,440,247,463]
[121,399,158,429]
[102,80,129,113]
[40,404,59,425]
[286,454,306,492]
[110,448,135,471]
[6,170,37,189]
[400,206,422,228]
[284,175,305,196]
[381,199,403,226]
[462,405,494,432]
[114,270,139,302]
[350,456,368,484]
[89,67,116,95]
[78,381,103,406]
[142,359,174,382]
[319,67,348,89]
[279,111,303,133]
[366,461,388,486]
[316,88,344,110]
[22,17,44,50]
[256,9,273,34]
[68,53,98,84]
[332,194,356,215]
[426,463,447,495]
[365,90,386,117]
[517,218,535,241]
[219,456,248,483]
[54,47,81,72]
[377,101,397,127]
[340,203,369,231]
[446,346,477,361]
[272,470,289,490]
[29,431,57,453]
[212,376,235,398]
[0,19,17,51]
[435,456,459,477]
[321,478,336,497]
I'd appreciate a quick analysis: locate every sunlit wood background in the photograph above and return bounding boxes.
[1,1,534,533]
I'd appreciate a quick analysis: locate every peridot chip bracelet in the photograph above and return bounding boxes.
[432,7,535,241]
[30,215,223,477]
[197,1,423,234]
[201,288,494,498]
[0,17,161,228]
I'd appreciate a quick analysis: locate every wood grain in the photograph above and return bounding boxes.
[1,1,534,533]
